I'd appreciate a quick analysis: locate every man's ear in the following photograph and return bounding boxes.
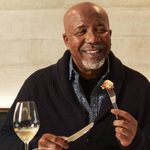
[63,33,69,49]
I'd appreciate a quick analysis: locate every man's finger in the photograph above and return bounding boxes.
[111,109,135,122]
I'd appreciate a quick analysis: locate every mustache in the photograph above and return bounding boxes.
[93,44,105,49]
[80,43,105,51]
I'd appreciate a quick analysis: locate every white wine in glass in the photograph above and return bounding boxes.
[13,101,40,150]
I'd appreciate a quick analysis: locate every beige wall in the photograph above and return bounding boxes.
[0,0,150,108]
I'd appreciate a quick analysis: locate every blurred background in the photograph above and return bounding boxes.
[0,0,150,109]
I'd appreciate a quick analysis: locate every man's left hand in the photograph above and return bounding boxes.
[111,109,138,147]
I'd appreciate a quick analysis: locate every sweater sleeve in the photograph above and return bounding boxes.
[119,127,150,150]
[120,82,150,150]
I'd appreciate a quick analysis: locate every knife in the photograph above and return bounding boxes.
[66,122,94,142]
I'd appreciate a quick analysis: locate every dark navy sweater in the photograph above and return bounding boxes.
[0,51,150,150]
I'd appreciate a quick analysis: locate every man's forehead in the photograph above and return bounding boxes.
[63,2,110,31]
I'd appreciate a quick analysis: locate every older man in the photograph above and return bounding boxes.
[0,2,150,150]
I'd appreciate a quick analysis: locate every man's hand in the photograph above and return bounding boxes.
[38,133,69,150]
[111,109,138,147]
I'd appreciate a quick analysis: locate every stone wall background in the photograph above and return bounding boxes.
[0,0,150,108]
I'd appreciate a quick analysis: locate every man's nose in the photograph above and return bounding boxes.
[85,31,100,43]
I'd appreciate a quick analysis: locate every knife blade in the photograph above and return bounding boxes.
[66,122,94,142]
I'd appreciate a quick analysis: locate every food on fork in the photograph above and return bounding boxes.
[101,80,114,90]
[101,80,119,119]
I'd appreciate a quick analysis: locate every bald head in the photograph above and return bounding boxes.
[63,2,110,33]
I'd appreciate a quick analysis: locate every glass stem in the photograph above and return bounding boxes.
[25,143,29,150]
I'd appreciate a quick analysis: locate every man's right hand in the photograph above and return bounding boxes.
[38,133,69,150]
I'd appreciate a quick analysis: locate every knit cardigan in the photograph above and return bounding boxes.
[0,50,150,150]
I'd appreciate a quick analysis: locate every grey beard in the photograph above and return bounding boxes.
[82,58,105,70]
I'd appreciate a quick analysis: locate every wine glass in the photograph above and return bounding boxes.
[13,101,40,150]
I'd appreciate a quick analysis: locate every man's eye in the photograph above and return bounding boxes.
[97,27,107,33]
[75,29,86,36]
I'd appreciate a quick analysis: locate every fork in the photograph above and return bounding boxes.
[106,88,119,119]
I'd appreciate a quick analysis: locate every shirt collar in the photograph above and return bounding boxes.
[69,56,110,81]
[69,57,78,80]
